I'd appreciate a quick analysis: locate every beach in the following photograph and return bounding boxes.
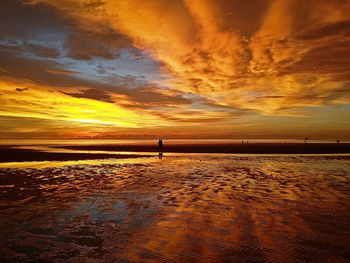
[2,0,350,261]
[1,141,350,163]
[1,147,350,262]
[0,147,151,163]
[54,142,350,154]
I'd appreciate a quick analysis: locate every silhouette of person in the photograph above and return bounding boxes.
[158,139,163,149]
[158,139,163,159]
[337,139,340,143]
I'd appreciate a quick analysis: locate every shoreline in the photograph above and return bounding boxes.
[54,142,350,154]
[0,148,151,163]
[1,143,349,163]
[0,143,350,163]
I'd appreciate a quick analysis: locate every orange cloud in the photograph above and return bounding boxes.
[28,0,350,117]
[0,0,347,139]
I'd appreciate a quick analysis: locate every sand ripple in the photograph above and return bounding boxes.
[1,155,350,262]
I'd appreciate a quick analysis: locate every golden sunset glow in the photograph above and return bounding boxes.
[1,0,350,139]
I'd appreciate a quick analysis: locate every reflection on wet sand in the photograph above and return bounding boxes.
[1,155,350,262]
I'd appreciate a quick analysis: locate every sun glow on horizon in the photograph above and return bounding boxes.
[0,0,349,139]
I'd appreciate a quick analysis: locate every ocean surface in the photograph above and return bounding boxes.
[1,152,350,262]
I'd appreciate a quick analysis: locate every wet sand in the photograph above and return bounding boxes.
[1,155,350,262]
[53,142,350,154]
[0,148,151,163]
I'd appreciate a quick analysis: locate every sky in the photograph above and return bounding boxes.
[0,0,350,139]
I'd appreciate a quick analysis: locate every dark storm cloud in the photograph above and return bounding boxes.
[0,0,65,39]
[61,88,114,103]
[0,42,60,59]
[24,42,60,58]
[64,24,130,60]
[0,48,87,87]
[62,86,193,109]
[0,0,132,61]
[121,86,191,108]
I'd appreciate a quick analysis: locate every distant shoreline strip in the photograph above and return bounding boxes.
[1,143,350,162]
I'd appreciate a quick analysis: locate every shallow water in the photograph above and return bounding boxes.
[1,154,350,262]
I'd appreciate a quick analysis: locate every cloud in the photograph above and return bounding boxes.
[0,47,88,87]
[63,24,130,60]
[61,88,114,103]
[0,78,168,129]
[120,86,192,109]
[45,68,81,76]
[24,42,60,58]
[0,115,87,139]
[0,0,65,39]
[0,46,193,109]
[297,20,350,40]
[27,0,350,116]
[1,0,350,138]
[15,88,29,92]
[0,0,132,62]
